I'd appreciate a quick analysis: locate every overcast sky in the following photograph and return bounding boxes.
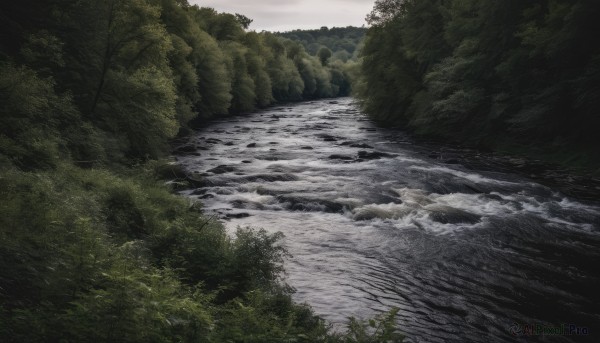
[189,0,375,32]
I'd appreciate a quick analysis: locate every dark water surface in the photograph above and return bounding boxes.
[176,98,600,342]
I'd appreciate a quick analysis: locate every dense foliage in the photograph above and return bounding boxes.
[1,0,356,164]
[0,0,402,341]
[278,26,366,63]
[356,0,600,170]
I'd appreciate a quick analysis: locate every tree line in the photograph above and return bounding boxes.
[278,26,366,63]
[356,0,600,169]
[1,0,356,168]
[0,0,403,341]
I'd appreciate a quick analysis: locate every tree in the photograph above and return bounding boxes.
[0,63,71,169]
[317,47,332,66]
[53,0,178,159]
[355,18,420,123]
[221,41,256,113]
[366,0,407,26]
[195,7,244,41]
[235,13,253,30]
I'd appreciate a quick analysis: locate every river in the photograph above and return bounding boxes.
[175,98,600,342]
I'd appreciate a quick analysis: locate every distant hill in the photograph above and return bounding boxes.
[277,26,367,62]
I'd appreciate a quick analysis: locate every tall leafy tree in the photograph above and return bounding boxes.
[221,41,256,113]
[55,0,178,159]
[356,16,420,123]
[317,47,332,66]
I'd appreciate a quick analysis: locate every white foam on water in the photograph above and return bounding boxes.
[351,202,415,221]
[343,186,599,234]
[334,197,364,208]
[230,191,276,205]
[392,188,435,206]
[409,165,522,185]
[392,156,423,164]
[432,192,520,216]
[558,197,600,213]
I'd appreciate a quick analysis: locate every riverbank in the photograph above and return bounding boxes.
[363,113,600,202]
[389,133,600,202]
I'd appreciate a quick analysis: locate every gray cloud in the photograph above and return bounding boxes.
[189,0,374,32]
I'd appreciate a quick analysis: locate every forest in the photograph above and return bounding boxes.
[278,26,366,63]
[0,0,400,342]
[356,0,600,171]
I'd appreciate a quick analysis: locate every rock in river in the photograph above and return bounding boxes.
[207,165,236,174]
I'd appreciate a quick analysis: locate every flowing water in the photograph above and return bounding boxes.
[176,98,600,342]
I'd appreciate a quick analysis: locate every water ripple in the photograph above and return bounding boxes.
[178,98,600,343]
